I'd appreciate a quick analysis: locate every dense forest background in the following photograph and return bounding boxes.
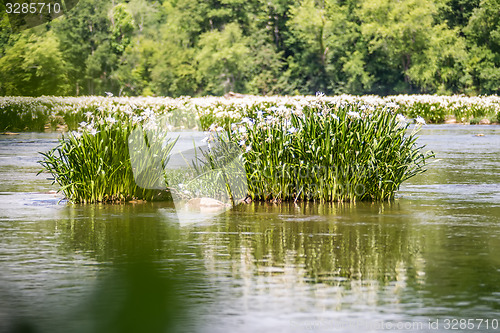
[0,0,499,97]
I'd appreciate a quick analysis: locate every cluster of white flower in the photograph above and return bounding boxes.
[2,94,499,133]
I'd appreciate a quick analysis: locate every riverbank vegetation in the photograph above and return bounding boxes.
[1,95,499,132]
[35,95,435,203]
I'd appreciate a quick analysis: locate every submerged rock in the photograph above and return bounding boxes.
[185,197,231,212]
[444,116,457,124]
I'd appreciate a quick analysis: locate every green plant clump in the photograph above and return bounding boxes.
[223,104,433,202]
[39,116,174,203]
[38,97,435,203]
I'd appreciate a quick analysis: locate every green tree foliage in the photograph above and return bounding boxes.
[0,0,498,96]
[0,31,70,95]
[463,0,500,93]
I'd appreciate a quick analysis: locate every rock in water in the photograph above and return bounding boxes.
[185,198,231,212]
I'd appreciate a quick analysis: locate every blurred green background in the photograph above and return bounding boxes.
[0,0,499,97]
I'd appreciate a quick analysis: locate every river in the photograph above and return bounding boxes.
[1,125,499,332]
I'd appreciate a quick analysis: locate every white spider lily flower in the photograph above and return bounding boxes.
[396,114,406,123]
[201,136,210,143]
[143,120,158,131]
[105,92,113,97]
[246,144,252,152]
[79,121,88,128]
[416,116,426,125]
[332,114,340,121]
[84,111,93,118]
[257,110,264,118]
[71,131,82,139]
[216,126,224,132]
[89,128,99,136]
[347,111,361,119]
[239,140,245,146]
[142,108,154,119]
[209,124,217,132]
[132,115,143,124]
[386,102,399,108]
[239,126,247,134]
[105,116,117,125]
[288,127,297,134]
[316,91,325,98]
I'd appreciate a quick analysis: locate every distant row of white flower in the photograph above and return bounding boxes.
[1,94,498,131]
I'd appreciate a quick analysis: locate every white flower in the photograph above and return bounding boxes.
[239,126,247,134]
[89,128,99,136]
[257,111,264,118]
[316,91,325,98]
[142,108,154,119]
[105,116,117,125]
[416,116,426,125]
[246,144,252,152]
[71,131,82,139]
[201,136,209,143]
[386,102,398,108]
[209,124,217,132]
[105,92,113,97]
[239,140,245,146]
[332,114,339,121]
[132,115,143,124]
[347,111,361,119]
[216,126,224,132]
[288,127,297,134]
[79,121,88,128]
[84,112,93,118]
[143,120,158,131]
[396,114,406,123]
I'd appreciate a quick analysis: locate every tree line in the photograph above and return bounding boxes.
[0,0,498,97]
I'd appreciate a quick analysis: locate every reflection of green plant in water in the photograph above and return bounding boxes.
[53,204,212,333]
[197,202,426,288]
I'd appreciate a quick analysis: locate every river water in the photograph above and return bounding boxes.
[1,125,499,332]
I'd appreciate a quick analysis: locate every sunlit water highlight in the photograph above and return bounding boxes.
[1,125,500,332]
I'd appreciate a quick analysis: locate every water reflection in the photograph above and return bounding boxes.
[2,127,500,332]
[0,201,213,333]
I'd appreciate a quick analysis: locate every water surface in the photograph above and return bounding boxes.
[1,125,500,332]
